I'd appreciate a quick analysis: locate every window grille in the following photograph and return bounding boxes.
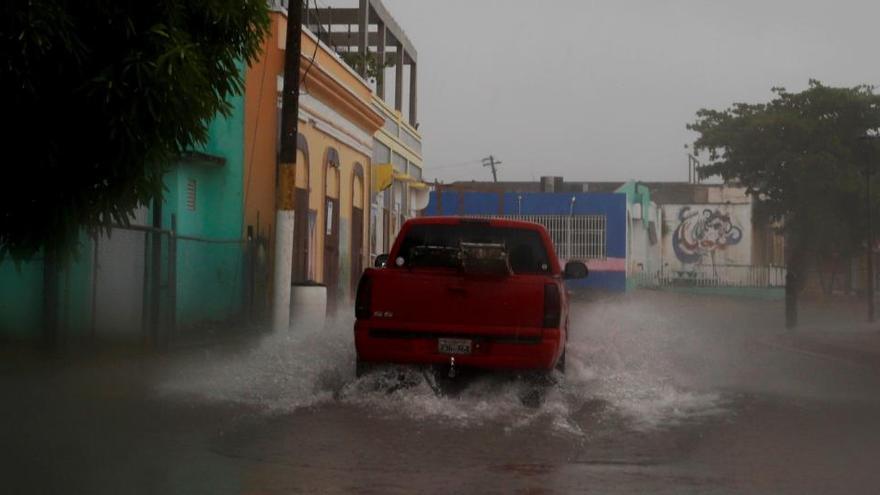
[468,215,607,260]
[186,179,197,211]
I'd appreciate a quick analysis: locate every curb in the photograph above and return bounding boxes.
[756,337,880,373]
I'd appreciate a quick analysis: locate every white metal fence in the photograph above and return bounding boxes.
[632,264,787,288]
[470,214,607,260]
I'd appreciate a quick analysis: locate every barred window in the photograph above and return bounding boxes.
[468,215,606,261]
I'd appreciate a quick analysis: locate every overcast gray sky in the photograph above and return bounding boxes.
[377,0,880,183]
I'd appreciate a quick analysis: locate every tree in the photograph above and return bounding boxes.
[1,0,270,261]
[688,81,880,311]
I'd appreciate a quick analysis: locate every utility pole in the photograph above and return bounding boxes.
[860,134,877,324]
[482,155,501,183]
[273,0,303,332]
[868,166,875,323]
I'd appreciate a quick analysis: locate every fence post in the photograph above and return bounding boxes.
[169,215,178,344]
[566,216,572,261]
[42,248,59,349]
[246,226,256,323]
[90,233,99,341]
[150,200,162,349]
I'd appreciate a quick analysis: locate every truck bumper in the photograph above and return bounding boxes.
[354,321,563,371]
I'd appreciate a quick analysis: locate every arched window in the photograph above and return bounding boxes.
[292,133,311,282]
[323,148,341,312]
[350,163,366,298]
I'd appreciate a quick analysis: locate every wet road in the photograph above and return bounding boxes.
[3,291,880,494]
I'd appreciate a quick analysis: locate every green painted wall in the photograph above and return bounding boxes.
[58,239,95,336]
[0,236,95,340]
[0,259,43,338]
[2,68,248,339]
[614,180,651,213]
[158,83,246,327]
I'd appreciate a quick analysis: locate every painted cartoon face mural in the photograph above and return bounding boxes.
[672,206,743,264]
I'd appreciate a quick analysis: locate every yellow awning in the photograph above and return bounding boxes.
[373,163,430,192]
[392,171,416,182]
[373,163,394,192]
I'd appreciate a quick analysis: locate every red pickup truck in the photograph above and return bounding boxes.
[353,217,588,378]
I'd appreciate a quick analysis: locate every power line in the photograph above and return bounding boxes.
[300,0,322,92]
[430,159,484,170]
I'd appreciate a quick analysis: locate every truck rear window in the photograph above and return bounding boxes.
[396,223,552,274]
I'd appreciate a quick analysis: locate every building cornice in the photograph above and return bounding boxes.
[298,52,384,136]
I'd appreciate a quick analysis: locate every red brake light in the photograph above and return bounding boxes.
[355,274,372,320]
[543,283,561,328]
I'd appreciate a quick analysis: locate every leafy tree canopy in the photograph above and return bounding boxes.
[688,80,880,259]
[1,0,270,261]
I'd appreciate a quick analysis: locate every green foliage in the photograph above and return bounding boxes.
[339,50,393,82]
[1,0,270,261]
[688,80,880,259]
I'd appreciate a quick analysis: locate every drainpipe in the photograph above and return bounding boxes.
[567,196,576,260]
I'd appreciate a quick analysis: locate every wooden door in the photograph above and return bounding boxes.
[351,207,364,299]
[323,197,340,314]
[292,187,309,282]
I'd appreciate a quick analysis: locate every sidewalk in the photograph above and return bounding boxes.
[0,321,268,375]
[769,297,880,371]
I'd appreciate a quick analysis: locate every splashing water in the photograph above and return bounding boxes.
[157,293,728,434]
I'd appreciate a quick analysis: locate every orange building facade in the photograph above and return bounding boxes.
[244,9,384,313]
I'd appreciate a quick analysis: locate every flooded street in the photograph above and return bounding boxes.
[4,291,880,494]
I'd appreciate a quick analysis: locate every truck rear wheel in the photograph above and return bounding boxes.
[355,358,372,378]
[555,349,566,374]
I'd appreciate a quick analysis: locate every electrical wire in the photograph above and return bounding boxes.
[300,0,321,93]
[243,36,272,215]
[429,159,485,170]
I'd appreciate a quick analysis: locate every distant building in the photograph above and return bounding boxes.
[426,181,629,291]
[435,177,787,293]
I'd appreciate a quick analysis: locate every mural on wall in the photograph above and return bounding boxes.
[672,206,743,264]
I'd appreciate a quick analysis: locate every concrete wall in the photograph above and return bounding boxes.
[660,203,753,277]
[627,201,663,281]
[614,181,662,286]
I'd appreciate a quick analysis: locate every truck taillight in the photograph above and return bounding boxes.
[355,274,372,320]
[543,283,561,328]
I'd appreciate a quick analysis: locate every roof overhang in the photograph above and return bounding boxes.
[178,151,226,168]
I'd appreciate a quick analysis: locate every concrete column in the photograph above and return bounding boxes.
[408,62,417,126]
[272,210,295,331]
[358,0,370,78]
[376,24,387,98]
[394,43,404,112]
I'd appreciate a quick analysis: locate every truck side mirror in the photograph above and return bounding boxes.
[564,261,589,279]
[374,254,389,268]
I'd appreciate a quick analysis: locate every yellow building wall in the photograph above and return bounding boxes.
[244,13,285,240]
[245,11,381,307]
[297,124,371,289]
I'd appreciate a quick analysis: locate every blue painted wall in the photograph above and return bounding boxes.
[425,191,628,291]
[565,271,627,292]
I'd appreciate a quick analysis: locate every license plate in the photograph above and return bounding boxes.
[438,338,472,355]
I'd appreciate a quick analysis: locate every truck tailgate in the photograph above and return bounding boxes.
[369,269,546,335]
